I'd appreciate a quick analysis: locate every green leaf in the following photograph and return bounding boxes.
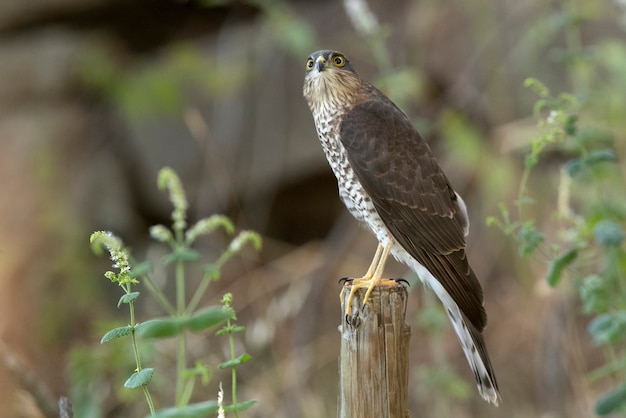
[232,325,246,333]
[518,221,544,256]
[218,353,251,369]
[151,401,219,418]
[580,275,610,314]
[564,114,577,136]
[565,158,584,177]
[124,368,154,388]
[545,247,578,287]
[185,306,234,333]
[225,399,257,412]
[595,384,626,415]
[567,149,617,178]
[117,292,140,307]
[137,318,184,339]
[216,324,245,336]
[587,148,617,166]
[163,247,200,264]
[101,325,133,344]
[576,127,614,150]
[588,312,626,345]
[594,220,624,247]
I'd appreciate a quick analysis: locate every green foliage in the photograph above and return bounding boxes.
[545,247,578,287]
[489,74,626,415]
[80,44,251,121]
[595,384,626,415]
[485,9,626,418]
[219,353,252,370]
[517,220,545,257]
[118,291,141,307]
[214,292,254,418]
[135,306,235,338]
[588,312,626,345]
[594,220,624,247]
[101,325,134,343]
[125,369,155,389]
[78,0,319,126]
[136,318,185,339]
[186,306,236,333]
[152,401,219,418]
[89,167,261,416]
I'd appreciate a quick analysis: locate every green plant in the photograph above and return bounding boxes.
[487,78,626,415]
[90,230,156,414]
[90,167,261,417]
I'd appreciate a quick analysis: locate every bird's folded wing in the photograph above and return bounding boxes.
[338,91,487,331]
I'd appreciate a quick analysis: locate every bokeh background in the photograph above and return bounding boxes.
[1,0,625,417]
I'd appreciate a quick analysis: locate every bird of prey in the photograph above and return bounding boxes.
[303,49,500,405]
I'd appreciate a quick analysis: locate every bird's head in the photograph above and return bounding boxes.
[305,50,355,74]
[303,50,366,112]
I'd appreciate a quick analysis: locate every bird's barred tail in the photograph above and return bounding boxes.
[450,310,499,405]
[421,270,500,405]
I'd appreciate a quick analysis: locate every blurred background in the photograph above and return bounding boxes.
[1,0,625,417]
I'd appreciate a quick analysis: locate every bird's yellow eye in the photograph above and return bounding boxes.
[306,58,314,70]
[332,55,345,67]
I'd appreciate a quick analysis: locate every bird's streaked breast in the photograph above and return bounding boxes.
[303,70,391,244]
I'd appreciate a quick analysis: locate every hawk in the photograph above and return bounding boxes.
[303,50,500,405]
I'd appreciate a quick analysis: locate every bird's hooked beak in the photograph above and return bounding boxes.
[314,55,327,72]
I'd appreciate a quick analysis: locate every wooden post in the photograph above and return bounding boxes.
[338,283,411,418]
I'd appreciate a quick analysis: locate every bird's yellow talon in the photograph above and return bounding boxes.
[341,243,395,316]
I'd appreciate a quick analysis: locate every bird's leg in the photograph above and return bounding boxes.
[362,242,386,280]
[339,244,384,304]
[361,242,391,303]
[343,242,397,316]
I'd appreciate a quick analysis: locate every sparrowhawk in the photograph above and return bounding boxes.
[302,49,500,405]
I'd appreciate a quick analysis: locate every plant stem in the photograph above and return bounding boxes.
[516,166,532,221]
[142,273,176,315]
[186,275,211,315]
[175,259,187,407]
[128,287,156,415]
[142,386,156,414]
[227,319,239,418]
[128,300,141,370]
[187,253,231,315]
[176,259,186,316]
